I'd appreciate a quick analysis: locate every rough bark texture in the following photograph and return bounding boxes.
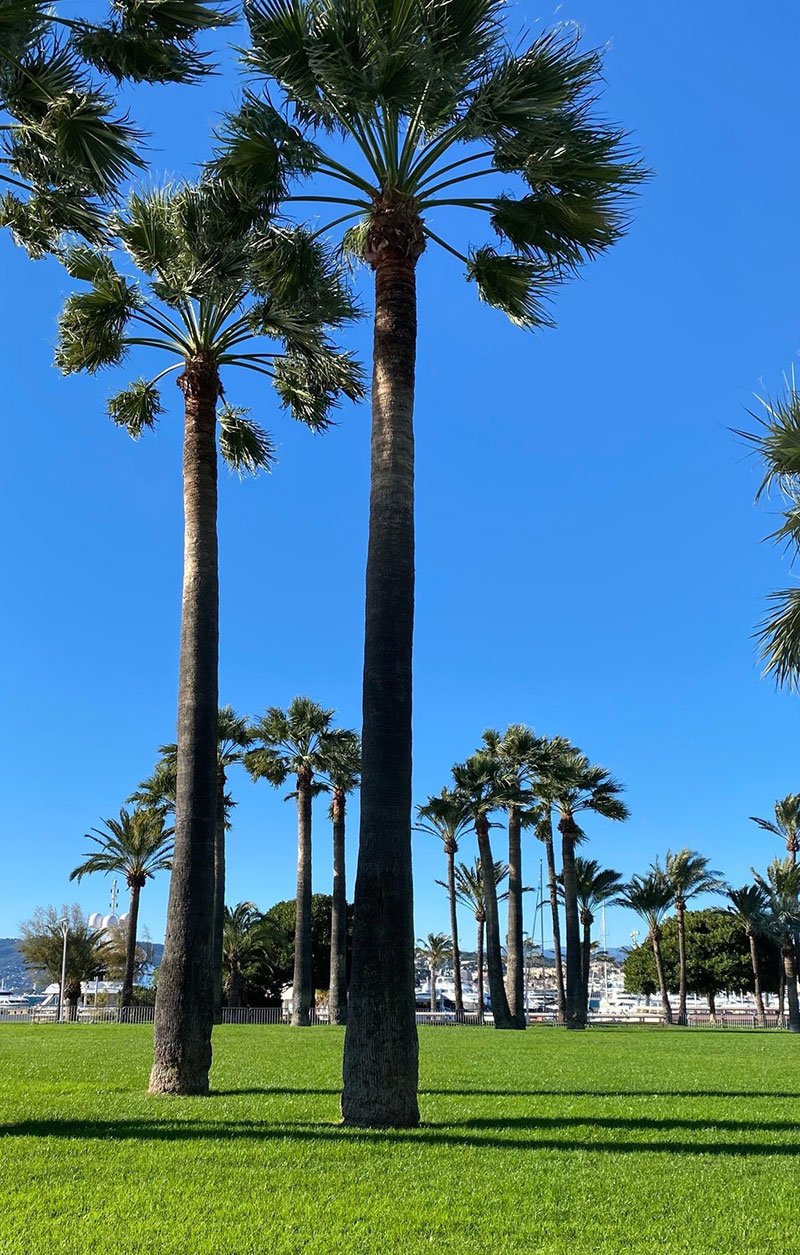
[543,827,566,1022]
[121,878,143,1015]
[212,765,225,1024]
[476,917,485,1024]
[149,359,219,1096]
[748,931,766,1027]
[475,816,513,1029]
[429,963,437,1012]
[505,804,525,1028]
[580,910,592,1018]
[342,227,422,1126]
[651,929,673,1024]
[676,899,688,1026]
[560,818,586,1029]
[293,768,313,1027]
[446,845,464,1021]
[328,789,348,1025]
[783,942,800,1032]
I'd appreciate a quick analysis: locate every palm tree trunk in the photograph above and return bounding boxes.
[475,817,513,1029]
[778,964,786,1022]
[342,234,422,1127]
[651,930,673,1024]
[446,848,464,1021]
[748,931,766,1028]
[676,900,688,1026]
[708,989,717,1021]
[581,914,591,1019]
[293,769,313,1027]
[476,917,485,1024]
[121,879,142,1015]
[212,765,225,1025]
[227,960,241,1010]
[543,827,566,1022]
[560,824,585,1030]
[430,962,436,1013]
[149,359,219,1096]
[329,790,348,1025]
[505,804,525,1029]
[782,942,800,1032]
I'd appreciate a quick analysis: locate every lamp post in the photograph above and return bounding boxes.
[57,918,68,1023]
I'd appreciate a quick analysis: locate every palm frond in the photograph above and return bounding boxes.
[466,245,555,329]
[107,378,164,436]
[218,404,276,476]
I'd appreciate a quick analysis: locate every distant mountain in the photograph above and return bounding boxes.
[0,937,164,992]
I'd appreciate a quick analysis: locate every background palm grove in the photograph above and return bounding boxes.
[3,0,800,1127]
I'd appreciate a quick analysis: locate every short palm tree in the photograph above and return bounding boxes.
[753,858,800,1032]
[323,730,361,1025]
[482,724,542,1028]
[246,697,355,1026]
[451,859,508,1025]
[664,848,724,1026]
[451,750,516,1029]
[727,884,770,1028]
[416,932,453,1012]
[417,787,473,1021]
[617,868,674,1024]
[222,901,278,1008]
[57,182,361,1096]
[215,0,643,1127]
[69,807,173,1010]
[541,742,629,1029]
[750,795,800,865]
[0,0,230,254]
[19,904,113,1019]
[568,856,623,1018]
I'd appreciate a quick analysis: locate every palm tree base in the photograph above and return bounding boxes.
[148,1062,210,1096]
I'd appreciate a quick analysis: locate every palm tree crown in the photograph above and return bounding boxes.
[450,859,509,919]
[70,807,174,889]
[727,884,769,937]
[415,787,473,856]
[664,848,725,909]
[416,932,453,966]
[750,795,800,861]
[0,0,232,254]
[246,696,351,787]
[617,868,673,938]
[570,857,624,925]
[753,858,800,940]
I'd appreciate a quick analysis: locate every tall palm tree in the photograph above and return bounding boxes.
[416,932,453,1012]
[246,697,355,1026]
[753,858,800,1032]
[0,0,230,254]
[541,742,629,1029]
[451,859,508,1024]
[727,884,769,1028]
[452,750,517,1029]
[617,868,674,1024]
[750,795,800,865]
[69,807,173,1010]
[323,730,361,1025]
[57,182,362,1095]
[416,787,473,1021]
[215,0,643,1127]
[19,904,113,1019]
[568,856,623,1018]
[482,724,542,1028]
[664,848,724,1026]
[523,736,572,1024]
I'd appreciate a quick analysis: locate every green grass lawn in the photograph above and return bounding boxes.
[1,1025,797,1254]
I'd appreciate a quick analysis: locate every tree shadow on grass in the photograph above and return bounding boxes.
[3,1113,798,1157]
[422,1088,800,1100]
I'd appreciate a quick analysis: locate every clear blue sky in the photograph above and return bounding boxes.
[2,1,799,954]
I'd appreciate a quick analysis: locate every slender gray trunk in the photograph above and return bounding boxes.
[542,823,566,1022]
[149,358,219,1096]
[329,789,348,1025]
[476,917,485,1024]
[429,962,436,1012]
[505,805,525,1028]
[580,911,591,1018]
[748,931,766,1027]
[121,879,142,1015]
[475,817,513,1029]
[293,769,313,1027]
[342,233,421,1127]
[651,929,673,1024]
[212,765,225,1024]
[783,941,800,1032]
[446,847,464,1020]
[676,899,688,1026]
[560,819,585,1029]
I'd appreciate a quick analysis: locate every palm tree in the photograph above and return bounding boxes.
[664,848,725,1026]
[417,787,473,1021]
[568,857,623,1018]
[451,859,508,1024]
[750,795,800,865]
[323,731,361,1025]
[246,698,355,1026]
[69,807,173,1010]
[57,182,362,1096]
[753,858,800,1032]
[19,904,113,1019]
[541,742,629,1029]
[416,933,453,1012]
[221,901,278,1009]
[0,0,230,254]
[524,737,571,1023]
[617,868,674,1024]
[727,884,769,1028]
[452,750,516,1029]
[482,724,542,1029]
[215,0,643,1127]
